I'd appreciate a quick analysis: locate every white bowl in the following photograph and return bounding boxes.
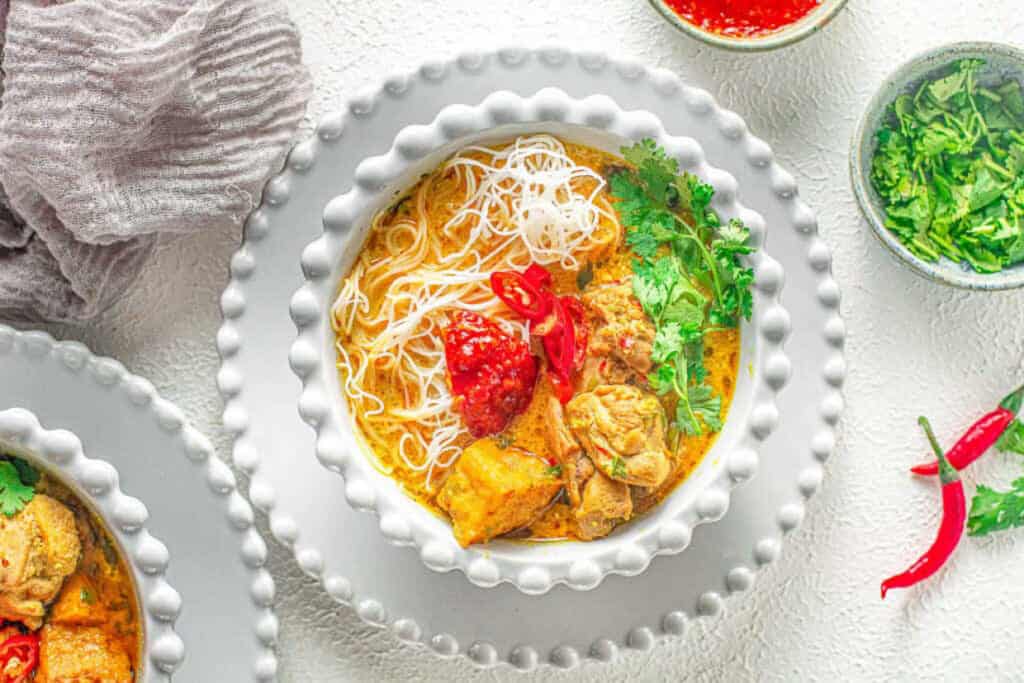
[289,88,791,595]
[0,407,184,680]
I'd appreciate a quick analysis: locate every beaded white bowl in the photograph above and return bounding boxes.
[289,88,791,595]
[0,407,184,680]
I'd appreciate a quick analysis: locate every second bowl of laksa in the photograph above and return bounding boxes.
[292,90,789,593]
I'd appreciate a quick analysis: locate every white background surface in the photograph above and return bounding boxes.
[30,1,1024,680]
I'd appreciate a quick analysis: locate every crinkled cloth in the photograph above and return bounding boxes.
[0,0,311,321]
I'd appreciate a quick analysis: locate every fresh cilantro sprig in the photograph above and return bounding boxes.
[610,140,753,436]
[968,419,1024,536]
[0,457,38,517]
[871,59,1024,273]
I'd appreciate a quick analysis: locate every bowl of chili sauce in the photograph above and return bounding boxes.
[648,0,847,51]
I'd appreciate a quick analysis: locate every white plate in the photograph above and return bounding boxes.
[0,326,279,681]
[217,46,844,670]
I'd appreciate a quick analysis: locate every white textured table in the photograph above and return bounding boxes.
[33,1,1024,680]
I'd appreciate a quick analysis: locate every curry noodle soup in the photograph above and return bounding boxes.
[333,135,744,547]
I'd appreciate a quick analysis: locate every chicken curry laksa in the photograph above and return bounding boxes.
[0,453,141,682]
[332,135,755,547]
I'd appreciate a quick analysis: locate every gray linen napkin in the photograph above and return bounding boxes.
[0,0,312,321]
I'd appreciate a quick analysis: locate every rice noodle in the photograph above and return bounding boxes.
[331,135,622,493]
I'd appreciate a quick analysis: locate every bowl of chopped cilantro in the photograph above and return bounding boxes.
[852,42,1024,290]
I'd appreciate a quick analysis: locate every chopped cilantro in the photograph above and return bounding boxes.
[968,478,1024,537]
[80,587,97,605]
[546,464,563,478]
[11,457,39,487]
[966,419,1024,536]
[611,140,752,436]
[576,262,594,291]
[996,418,1024,454]
[610,455,627,479]
[871,59,1024,273]
[0,461,35,517]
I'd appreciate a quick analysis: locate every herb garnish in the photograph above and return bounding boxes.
[610,139,753,435]
[871,59,1024,273]
[610,455,627,479]
[0,457,38,517]
[546,464,563,478]
[968,419,1024,536]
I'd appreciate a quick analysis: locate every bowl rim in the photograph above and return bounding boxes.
[850,40,1024,291]
[0,407,184,680]
[646,0,849,52]
[288,87,792,595]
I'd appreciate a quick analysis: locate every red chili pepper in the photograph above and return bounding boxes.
[523,263,552,289]
[548,371,575,404]
[542,297,576,380]
[488,264,588,405]
[490,270,550,321]
[0,633,39,682]
[881,417,966,599]
[559,296,588,370]
[910,383,1024,476]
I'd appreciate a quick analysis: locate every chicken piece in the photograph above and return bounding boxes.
[565,385,671,489]
[577,354,637,394]
[544,395,637,540]
[0,495,81,629]
[582,282,656,375]
[437,438,561,547]
[37,624,132,682]
[576,472,633,541]
[543,396,588,507]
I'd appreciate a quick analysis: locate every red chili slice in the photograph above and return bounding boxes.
[548,370,575,404]
[0,633,39,682]
[523,263,552,289]
[542,298,576,381]
[560,296,588,371]
[490,271,550,321]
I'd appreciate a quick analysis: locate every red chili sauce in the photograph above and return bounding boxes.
[664,0,821,37]
[443,311,538,437]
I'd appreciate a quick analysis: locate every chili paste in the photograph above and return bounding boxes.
[664,0,820,37]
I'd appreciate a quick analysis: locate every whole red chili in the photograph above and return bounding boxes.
[910,383,1024,476]
[0,633,39,682]
[881,417,966,599]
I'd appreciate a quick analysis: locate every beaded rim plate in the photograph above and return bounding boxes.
[0,325,280,681]
[217,46,844,670]
[288,90,790,594]
[0,407,185,680]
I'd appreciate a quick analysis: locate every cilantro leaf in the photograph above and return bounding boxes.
[611,139,755,437]
[968,478,1024,536]
[11,458,39,487]
[610,455,627,479]
[996,419,1024,455]
[0,461,35,517]
[688,384,723,433]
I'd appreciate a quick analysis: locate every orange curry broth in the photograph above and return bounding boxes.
[38,473,142,672]
[341,140,741,541]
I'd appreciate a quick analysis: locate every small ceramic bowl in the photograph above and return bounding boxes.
[647,0,848,52]
[290,88,792,595]
[0,408,184,680]
[851,41,1024,291]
